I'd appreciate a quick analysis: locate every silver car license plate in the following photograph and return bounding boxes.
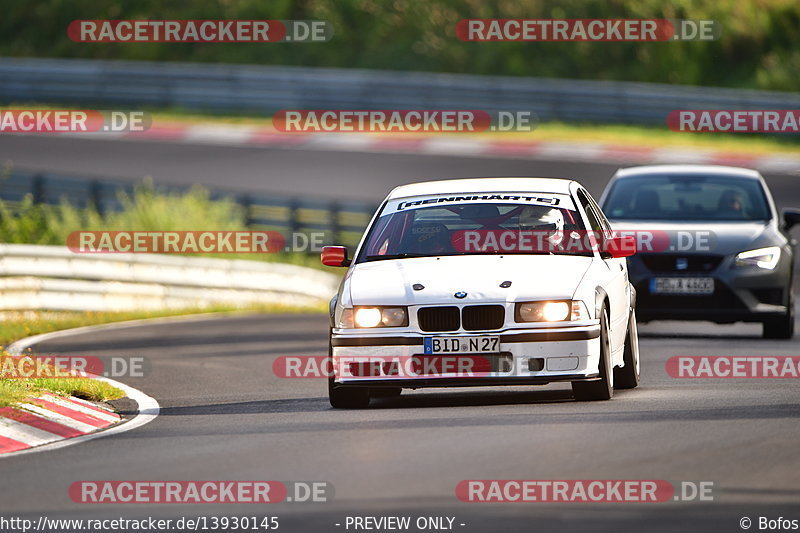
[650,277,714,295]
[423,336,500,354]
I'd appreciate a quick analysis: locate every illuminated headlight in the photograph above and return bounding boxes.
[515,300,591,322]
[347,306,409,328]
[735,247,781,270]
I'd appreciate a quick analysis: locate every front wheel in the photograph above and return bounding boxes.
[328,377,370,408]
[572,306,613,401]
[327,331,371,408]
[614,309,640,389]
[763,306,794,339]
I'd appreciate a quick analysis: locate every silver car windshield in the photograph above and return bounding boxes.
[603,175,771,222]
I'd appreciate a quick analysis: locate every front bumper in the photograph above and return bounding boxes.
[629,253,792,323]
[330,324,601,388]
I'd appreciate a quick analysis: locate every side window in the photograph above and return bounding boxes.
[577,190,603,233]
[586,191,613,235]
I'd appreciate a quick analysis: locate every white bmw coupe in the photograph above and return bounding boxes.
[322,178,640,407]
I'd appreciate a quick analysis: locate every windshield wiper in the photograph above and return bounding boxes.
[364,253,428,262]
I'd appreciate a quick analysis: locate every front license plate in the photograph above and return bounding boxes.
[650,277,714,295]
[423,336,500,354]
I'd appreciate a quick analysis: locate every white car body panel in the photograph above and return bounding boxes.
[343,255,593,307]
[330,177,635,389]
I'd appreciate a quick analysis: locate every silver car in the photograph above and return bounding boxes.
[599,165,800,339]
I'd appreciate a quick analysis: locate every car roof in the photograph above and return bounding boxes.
[387,177,576,200]
[614,164,762,180]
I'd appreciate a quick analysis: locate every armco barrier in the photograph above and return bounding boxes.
[1,57,799,125]
[0,244,340,311]
[0,170,378,249]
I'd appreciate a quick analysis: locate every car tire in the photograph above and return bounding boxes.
[763,309,795,339]
[327,329,371,408]
[614,308,640,389]
[572,306,614,401]
[329,379,371,409]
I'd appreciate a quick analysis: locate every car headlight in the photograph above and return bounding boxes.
[515,300,591,322]
[735,246,781,270]
[344,306,409,328]
[338,308,355,328]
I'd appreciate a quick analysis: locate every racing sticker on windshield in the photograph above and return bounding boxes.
[388,193,573,212]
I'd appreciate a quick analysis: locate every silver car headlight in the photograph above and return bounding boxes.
[735,246,781,270]
[339,306,409,328]
[515,300,591,322]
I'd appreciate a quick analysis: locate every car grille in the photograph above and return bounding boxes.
[462,305,505,331]
[417,306,460,332]
[640,254,724,273]
[417,305,506,332]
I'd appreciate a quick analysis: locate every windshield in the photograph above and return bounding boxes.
[602,174,771,222]
[357,197,593,263]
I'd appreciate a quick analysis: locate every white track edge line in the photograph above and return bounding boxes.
[1,321,165,459]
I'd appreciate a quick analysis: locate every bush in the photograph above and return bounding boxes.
[0,0,798,90]
[0,183,245,245]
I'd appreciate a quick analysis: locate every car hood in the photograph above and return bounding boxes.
[608,221,773,256]
[344,255,593,306]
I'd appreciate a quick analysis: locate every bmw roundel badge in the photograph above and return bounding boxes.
[454,291,467,299]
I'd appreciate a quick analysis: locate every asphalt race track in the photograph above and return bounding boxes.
[1,136,799,532]
[1,135,800,204]
[1,315,799,531]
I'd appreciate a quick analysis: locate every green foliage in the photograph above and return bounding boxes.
[0,181,327,269]
[0,0,797,90]
[0,182,244,244]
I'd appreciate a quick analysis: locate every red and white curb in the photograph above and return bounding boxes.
[0,394,120,454]
[20,124,800,174]
[0,324,161,458]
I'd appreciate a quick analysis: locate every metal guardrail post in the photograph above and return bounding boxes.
[288,198,301,237]
[239,193,253,228]
[329,200,340,245]
[31,174,45,204]
[89,180,103,216]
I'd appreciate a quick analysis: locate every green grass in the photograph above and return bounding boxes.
[0,375,125,408]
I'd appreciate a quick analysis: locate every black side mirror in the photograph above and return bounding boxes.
[782,208,800,231]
